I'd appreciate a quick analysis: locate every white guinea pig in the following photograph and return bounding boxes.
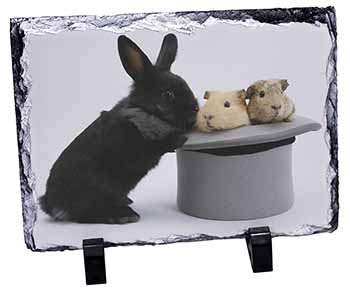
[246,79,295,124]
[196,90,250,133]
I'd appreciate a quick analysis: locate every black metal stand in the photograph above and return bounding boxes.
[245,226,273,273]
[83,238,107,285]
[80,227,272,284]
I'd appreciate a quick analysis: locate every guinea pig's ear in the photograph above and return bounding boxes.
[237,89,246,100]
[156,34,178,71]
[246,86,255,99]
[118,35,154,82]
[280,79,289,91]
[203,91,211,100]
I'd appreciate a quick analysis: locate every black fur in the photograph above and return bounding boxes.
[40,34,199,224]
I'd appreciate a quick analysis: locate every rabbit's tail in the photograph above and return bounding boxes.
[39,194,71,221]
[39,195,52,215]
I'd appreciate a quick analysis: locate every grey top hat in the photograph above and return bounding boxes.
[176,116,321,221]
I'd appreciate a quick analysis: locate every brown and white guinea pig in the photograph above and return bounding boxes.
[196,90,250,133]
[246,79,295,124]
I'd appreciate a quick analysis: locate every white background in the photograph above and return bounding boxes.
[0,0,348,288]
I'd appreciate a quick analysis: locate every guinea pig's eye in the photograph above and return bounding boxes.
[224,101,231,108]
[162,90,175,99]
[259,91,265,98]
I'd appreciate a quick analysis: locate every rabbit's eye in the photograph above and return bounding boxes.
[259,91,265,98]
[224,101,231,108]
[163,90,175,99]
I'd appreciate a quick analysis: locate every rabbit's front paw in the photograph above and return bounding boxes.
[174,134,188,148]
[166,133,188,152]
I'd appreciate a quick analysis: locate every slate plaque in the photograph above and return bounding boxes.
[10,7,337,251]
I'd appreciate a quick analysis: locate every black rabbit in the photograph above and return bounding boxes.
[39,34,199,224]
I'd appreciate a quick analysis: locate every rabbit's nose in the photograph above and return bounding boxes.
[271,105,282,110]
[204,115,214,120]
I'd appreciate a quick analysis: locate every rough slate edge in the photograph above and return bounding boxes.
[9,6,338,252]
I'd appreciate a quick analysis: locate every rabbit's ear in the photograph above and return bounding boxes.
[155,34,178,71]
[118,35,154,82]
[280,79,289,91]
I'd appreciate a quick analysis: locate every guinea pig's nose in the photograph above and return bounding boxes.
[204,114,214,120]
[271,105,282,110]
